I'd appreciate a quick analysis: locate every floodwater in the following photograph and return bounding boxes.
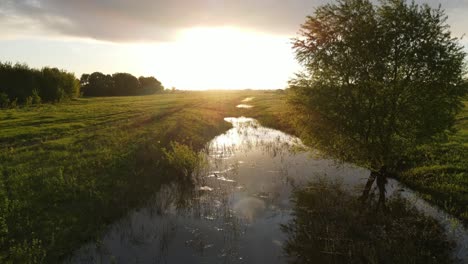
[241,97,255,102]
[236,104,253,109]
[68,116,468,263]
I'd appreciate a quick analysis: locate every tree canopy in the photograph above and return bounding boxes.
[0,62,79,106]
[80,72,114,97]
[80,72,164,97]
[288,0,467,202]
[139,76,164,95]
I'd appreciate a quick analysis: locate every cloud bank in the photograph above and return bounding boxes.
[0,0,466,42]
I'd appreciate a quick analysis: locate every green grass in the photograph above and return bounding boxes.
[451,101,468,145]
[234,90,296,134]
[398,100,468,224]
[0,91,263,263]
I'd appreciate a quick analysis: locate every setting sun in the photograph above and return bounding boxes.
[135,27,299,90]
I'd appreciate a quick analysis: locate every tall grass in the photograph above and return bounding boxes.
[163,141,207,179]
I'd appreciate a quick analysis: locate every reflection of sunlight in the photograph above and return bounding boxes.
[233,197,266,222]
[236,104,253,108]
[210,117,256,148]
[210,117,299,152]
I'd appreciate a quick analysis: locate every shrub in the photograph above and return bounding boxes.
[9,98,17,109]
[0,92,9,108]
[163,142,206,179]
[25,96,33,106]
[31,89,41,105]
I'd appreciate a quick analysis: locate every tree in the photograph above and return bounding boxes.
[80,74,90,88]
[81,72,114,96]
[288,0,467,207]
[0,62,79,105]
[0,62,40,103]
[112,73,140,96]
[138,76,164,94]
[80,72,165,97]
[39,67,79,102]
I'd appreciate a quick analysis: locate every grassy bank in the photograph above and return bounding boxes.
[398,101,468,223]
[241,94,468,225]
[236,91,295,134]
[0,91,257,262]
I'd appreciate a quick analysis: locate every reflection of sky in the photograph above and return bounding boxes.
[67,116,468,263]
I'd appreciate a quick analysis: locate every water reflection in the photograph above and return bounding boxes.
[67,117,467,263]
[282,180,456,264]
[236,104,253,108]
[241,97,255,103]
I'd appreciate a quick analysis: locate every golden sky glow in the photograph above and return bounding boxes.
[134,27,299,90]
[0,0,466,89]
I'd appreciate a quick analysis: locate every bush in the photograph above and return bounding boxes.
[0,92,9,108]
[31,89,41,105]
[163,142,206,179]
[9,98,17,109]
[25,96,33,107]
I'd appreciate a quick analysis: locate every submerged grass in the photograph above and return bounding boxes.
[283,180,454,264]
[0,91,258,263]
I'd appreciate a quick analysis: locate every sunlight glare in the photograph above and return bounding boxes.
[136,27,299,90]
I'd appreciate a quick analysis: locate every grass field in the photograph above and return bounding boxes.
[0,91,267,263]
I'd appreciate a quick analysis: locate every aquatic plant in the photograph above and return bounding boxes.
[163,142,207,180]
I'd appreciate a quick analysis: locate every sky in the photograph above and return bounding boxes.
[0,0,467,90]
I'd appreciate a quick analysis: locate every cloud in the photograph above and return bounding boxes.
[0,0,326,42]
[0,0,467,42]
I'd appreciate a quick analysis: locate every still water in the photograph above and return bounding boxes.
[68,116,467,263]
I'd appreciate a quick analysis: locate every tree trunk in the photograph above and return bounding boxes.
[376,167,388,211]
[360,166,388,211]
[360,171,378,203]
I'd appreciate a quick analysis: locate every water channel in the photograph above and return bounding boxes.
[68,105,468,264]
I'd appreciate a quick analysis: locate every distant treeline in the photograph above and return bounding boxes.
[0,62,80,107]
[0,62,166,108]
[80,72,164,97]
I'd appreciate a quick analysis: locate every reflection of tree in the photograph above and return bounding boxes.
[282,180,453,264]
